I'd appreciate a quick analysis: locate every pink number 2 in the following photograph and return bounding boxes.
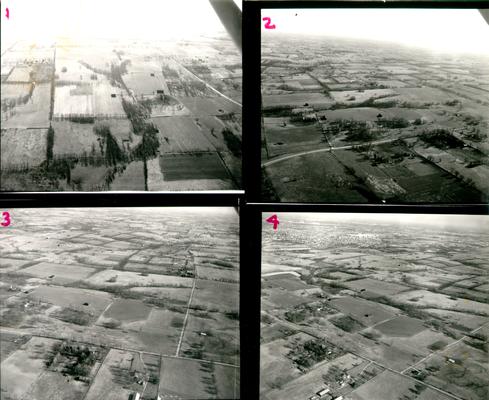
[262,17,276,30]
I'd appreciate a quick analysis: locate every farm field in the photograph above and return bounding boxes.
[261,213,489,400]
[0,207,240,399]
[1,33,241,191]
[261,29,489,203]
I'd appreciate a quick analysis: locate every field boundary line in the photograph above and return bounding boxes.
[175,250,197,357]
[81,346,111,400]
[162,354,239,368]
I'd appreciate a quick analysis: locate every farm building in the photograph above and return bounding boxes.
[128,393,140,400]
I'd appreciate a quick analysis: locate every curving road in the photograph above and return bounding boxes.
[261,137,414,168]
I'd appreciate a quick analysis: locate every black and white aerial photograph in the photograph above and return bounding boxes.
[261,213,488,400]
[261,9,489,203]
[1,0,242,192]
[0,207,240,399]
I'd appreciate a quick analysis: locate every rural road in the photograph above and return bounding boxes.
[172,58,242,107]
[261,137,410,168]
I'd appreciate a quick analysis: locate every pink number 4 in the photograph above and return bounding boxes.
[266,214,279,230]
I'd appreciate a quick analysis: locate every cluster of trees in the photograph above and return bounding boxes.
[222,128,241,157]
[420,128,465,149]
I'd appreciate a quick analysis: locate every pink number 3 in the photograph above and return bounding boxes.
[1,211,11,227]
[262,17,276,30]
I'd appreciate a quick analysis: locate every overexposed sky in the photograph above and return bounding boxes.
[1,0,241,44]
[277,213,488,232]
[262,9,489,55]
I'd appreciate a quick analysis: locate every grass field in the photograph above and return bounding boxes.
[264,121,323,158]
[193,279,239,313]
[1,83,32,99]
[159,152,231,181]
[159,357,239,399]
[85,270,194,288]
[20,262,97,284]
[264,152,370,203]
[375,316,425,337]
[102,298,151,322]
[1,128,48,169]
[178,96,241,116]
[153,116,214,153]
[1,83,51,128]
[263,93,334,109]
[196,265,239,282]
[330,296,397,326]
[343,278,410,297]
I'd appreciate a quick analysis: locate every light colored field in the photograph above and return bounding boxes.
[263,92,334,109]
[330,296,397,326]
[22,370,88,400]
[1,83,32,99]
[51,121,98,156]
[123,72,167,96]
[83,349,135,400]
[130,286,191,303]
[153,116,214,153]
[329,89,397,105]
[260,334,307,393]
[1,83,51,128]
[28,285,112,315]
[84,269,193,288]
[181,311,239,364]
[6,65,31,82]
[343,278,410,296]
[109,161,145,191]
[178,96,241,116]
[424,309,489,330]
[347,370,450,400]
[264,353,365,400]
[147,157,235,191]
[393,290,489,315]
[0,257,31,272]
[159,357,239,399]
[53,83,125,117]
[0,337,60,400]
[20,262,97,284]
[102,298,150,322]
[193,279,239,313]
[196,265,239,282]
[56,59,101,82]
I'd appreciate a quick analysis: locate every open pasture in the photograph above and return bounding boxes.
[1,83,32,100]
[0,337,60,400]
[193,279,239,313]
[51,121,99,156]
[181,310,239,364]
[392,290,489,315]
[329,88,397,105]
[152,116,213,153]
[347,370,451,400]
[53,83,125,118]
[102,298,151,323]
[1,83,51,128]
[159,152,231,181]
[264,121,323,158]
[19,262,97,284]
[263,92,333,109]
[330,296,397,326]
[178,96,241,116]
[123,72,167,97]
[343,278,410,297]
[29,285,112,315]
[109,162,146,191]
[196,265,239,282]
[159,357,239,400]
[375,316,425,337]
[264,152,369,203]
[6,65,32,82]
[129,286,191,304]
[84,269,194,288]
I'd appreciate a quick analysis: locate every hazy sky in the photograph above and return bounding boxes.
[262,9,489,55]
[276,213,488,233]
[1,0,241,44]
